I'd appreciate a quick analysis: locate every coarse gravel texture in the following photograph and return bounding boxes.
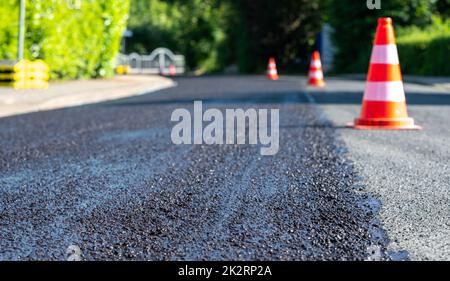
[308,77,450,260]
[0,76,392,260]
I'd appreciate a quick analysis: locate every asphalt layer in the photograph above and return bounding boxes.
[0,76,391,260]
[309,78,450,260]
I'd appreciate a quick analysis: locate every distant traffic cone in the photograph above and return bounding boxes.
[350,18,421,130]
[267,58,279,80]
[308,51,325,87]
[168,64,176,76]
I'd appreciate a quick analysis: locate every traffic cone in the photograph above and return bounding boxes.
[168,64,176,76]
[308,51,325,87]
[350,18,421,130]
[267,58,279,80]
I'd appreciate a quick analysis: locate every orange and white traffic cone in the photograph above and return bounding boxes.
[308,51,325,87]
[168,64,176,76]
[267,58,279,80]
[350,18,421,130]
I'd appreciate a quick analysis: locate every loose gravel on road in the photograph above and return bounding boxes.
[309,78,450,260]
[0,76,392,260]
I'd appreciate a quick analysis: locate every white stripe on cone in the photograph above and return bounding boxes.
[268,69,278,75]
[370,44,400,64]
[364,81,405,102]
[309,70,323,79]
[310,60,322,68]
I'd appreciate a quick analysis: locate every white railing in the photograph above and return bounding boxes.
[117,48,185,75]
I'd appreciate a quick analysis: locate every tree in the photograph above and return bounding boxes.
[435,0,450,18]
[127,0,324,73]
[327,0,438,72]
[127,0,232,72]
[237,0,323,72]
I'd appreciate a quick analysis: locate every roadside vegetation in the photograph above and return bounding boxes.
[0,0,129,79]
[129,0,449,76]
[397,17,450,75]
[0,0,448,79]
[127,0,324,74]
[328,0,450,75]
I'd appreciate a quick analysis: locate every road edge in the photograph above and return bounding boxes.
[0,76,177,118]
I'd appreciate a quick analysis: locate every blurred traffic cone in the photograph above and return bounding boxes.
[350,18,421,130]
[308,51,325,87]
[267,58,279,80]
[168,64,176,76]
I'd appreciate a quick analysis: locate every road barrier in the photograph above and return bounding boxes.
[267,58,279,80]
[349,18,421,130]
[308,51,326,87]
[168,64,176,76]
[0,59,49,89]
[115,65,130,75]
[116,48,185,75]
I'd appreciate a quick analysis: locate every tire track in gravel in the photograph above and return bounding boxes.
[1,76,392,260]
[76,85,390,260]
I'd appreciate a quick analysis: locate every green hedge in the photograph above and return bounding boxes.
[0,0,129,80]
[327,0,441,73]
[397,19,450,76]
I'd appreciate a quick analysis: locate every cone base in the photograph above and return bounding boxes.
[268,75,279,81]
[349,117,422,130]
[308,80,325,87]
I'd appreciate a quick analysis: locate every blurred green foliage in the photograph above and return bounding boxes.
[236,0,323,73]
[127,0,232,73]
[0,0,129,79]
[327,0,449,74]
[129,0,448,75]
[0,0,19,60]
[397,17,450,75]
[436,0,450,18]
[1,0,447,78]
[127,0,324,73]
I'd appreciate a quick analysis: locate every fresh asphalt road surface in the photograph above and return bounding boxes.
[0,76,448,260]
[308,78,450,260]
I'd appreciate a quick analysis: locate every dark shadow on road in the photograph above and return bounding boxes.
[104,90,450,107]
[103,91,310,107]
[280,124,350,130]
[310,91,450,106]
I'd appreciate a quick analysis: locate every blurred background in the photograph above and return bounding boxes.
[0,0,448,80]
